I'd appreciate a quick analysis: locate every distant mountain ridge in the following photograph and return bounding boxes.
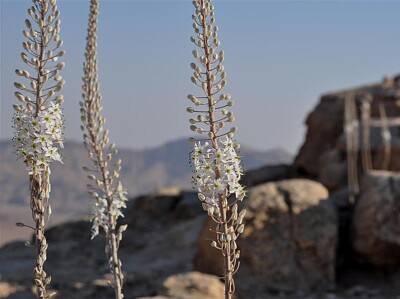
[0,138,291,244]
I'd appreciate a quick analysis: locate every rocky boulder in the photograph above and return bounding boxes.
[162,272,224,299]
[195,179,337,295]
[0,190,207,299]
[352,171,400,267]
[240,164,295,188]
[294,75,400,191]
[137,272,224,299]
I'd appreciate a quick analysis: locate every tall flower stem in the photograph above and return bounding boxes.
[13,0,65,297]
[80,1,127,298]
[188,1,246,298]
[197,3,234,296]
[30,170,51,299]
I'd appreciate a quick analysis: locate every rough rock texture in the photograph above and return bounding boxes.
[353,171,400,267]
[240,164,295,187]
[0,191,206,299]
[161,272,224,299]
[294,75,400,191]
[318,149,348,191]
[195,179,337,295]
[137,272,224,299]
[1,173,400,298]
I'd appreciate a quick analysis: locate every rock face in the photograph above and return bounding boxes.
[161,272,224,299]
[137,272,224,299]
[353,171,400,267]
[294,75,400,191]
[240,164,295,187]
[0,191,207,299]
[195,179,337,295]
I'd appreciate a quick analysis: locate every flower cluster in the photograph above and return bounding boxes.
[191,137,245,215]
[13,103,64,174]
[12,0,65,175]
[89,179,128,238]
[80,0,128,241]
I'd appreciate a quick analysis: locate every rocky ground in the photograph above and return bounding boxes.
[1,75,400,298]
[1,175,399,299]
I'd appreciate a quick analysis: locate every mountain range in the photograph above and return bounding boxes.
[0,138,291,245]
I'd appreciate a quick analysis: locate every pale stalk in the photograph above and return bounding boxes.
[198,0,233,296]
[30,1,55,297]
[82,0,124,297]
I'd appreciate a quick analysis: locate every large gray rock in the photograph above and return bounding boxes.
[294,75,400,191]
[195,179,337,296]
[353,171,400,267]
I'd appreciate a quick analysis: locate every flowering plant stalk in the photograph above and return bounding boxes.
[187,0,246,298]
[12,0,65,297]
[80,0,128,298]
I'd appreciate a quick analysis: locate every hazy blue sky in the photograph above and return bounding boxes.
[1,0,399,153]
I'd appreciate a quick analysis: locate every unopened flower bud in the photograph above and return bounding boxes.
[13,104,22,111]
[55,95,64,104]
[198,193,206,201]
[25,19,31,28]
[21,53,28,63]
[238,224,245,234]
[57,62,65,70]
[15,92,25,102]
[15,69,24,76]
[14,82,25,90]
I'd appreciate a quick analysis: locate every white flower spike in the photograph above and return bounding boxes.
[188,1,246,298]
